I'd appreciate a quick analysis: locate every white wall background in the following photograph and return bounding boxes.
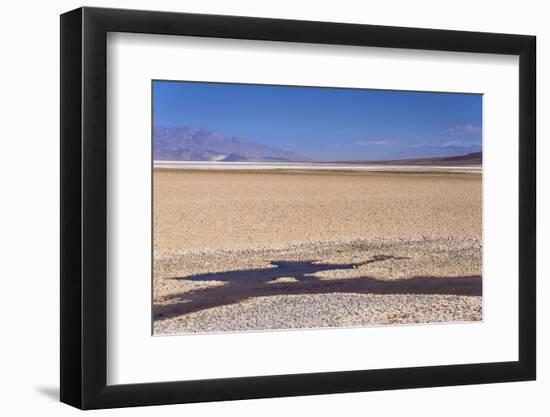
[0,0,546,415]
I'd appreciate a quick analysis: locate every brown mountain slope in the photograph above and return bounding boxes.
[334,152,482,166]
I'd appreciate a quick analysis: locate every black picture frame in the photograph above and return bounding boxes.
[60,6,536,410]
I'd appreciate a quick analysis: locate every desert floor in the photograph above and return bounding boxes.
[153,169,482,334]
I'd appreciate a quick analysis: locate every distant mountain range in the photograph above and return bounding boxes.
[336,152,482,166]
[153,126,482,164]
[378,152,483,166]
[386,144,482,160]
[153,126,310,163]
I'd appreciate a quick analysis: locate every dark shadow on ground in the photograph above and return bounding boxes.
[154,257,481,320]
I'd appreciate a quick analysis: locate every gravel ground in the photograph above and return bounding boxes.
[154,293,482,334]
[153,237,482,335]
[153,170,482,335]
[154,170,481,252]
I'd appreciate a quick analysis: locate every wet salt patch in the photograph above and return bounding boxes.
[154,161,482,175]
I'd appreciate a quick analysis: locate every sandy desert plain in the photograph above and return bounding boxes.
[153,162,482,335]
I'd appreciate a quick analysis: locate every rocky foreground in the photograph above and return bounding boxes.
[153,237,482,334]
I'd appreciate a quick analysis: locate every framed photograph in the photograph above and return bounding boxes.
[60,6,536,409]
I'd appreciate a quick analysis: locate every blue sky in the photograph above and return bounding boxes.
[153,80,482,161]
